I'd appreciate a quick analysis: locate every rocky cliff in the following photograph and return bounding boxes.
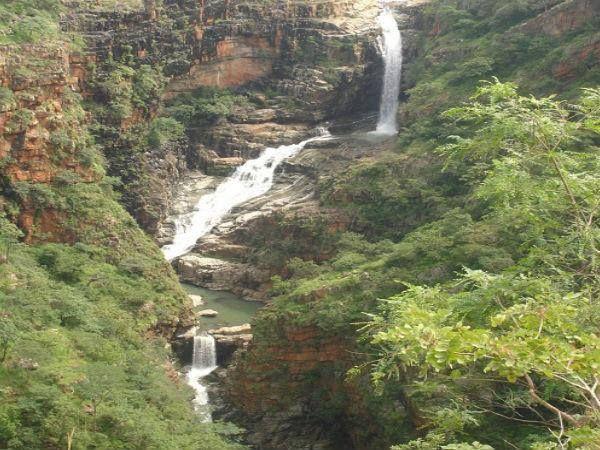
[0,45,97,242]
[58,0,389,236]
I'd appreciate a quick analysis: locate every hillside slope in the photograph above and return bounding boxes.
[221,1,600,449]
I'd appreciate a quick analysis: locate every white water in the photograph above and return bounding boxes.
[374,6,403,135]
[162,130,332,261]
[187,334,217,421]
[165,131,331,418]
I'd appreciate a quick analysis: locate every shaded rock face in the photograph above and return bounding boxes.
[209,324,253,366]
[176,254,271,300]
[62,0,200,74]
[167,0,383,117]
[61,1,203,234]
[216,325,384,450]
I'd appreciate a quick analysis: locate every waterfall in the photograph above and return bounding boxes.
[187,333,217,421]
[162,130,332,261]
[374,6,403,135]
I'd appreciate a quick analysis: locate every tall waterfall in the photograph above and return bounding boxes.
[187,334,217,421]
[375,6,403,135]
[162,131,332,261]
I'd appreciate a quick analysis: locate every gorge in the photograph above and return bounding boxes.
[1,1,599,449]
[162,2,402,420]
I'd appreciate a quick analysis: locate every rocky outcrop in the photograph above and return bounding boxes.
[163,133,381,302]
[176,254,271,299]
[58,0,392,235]
[217,325,383,450]
[0,45,98,242]
[515,0,600,38]
[209,324,253,366]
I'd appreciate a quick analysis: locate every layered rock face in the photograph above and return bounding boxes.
[61,0,200,234]
[60,0,389,235]
[217,325,381,450]
[170,0,387,170]
[0,45,98,242]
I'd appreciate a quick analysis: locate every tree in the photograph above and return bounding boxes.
[361,81,600,449]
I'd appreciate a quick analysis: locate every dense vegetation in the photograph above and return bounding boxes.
[261,85,600,450]
[250,0,600,448]
[0,1,242,448]
[1,0,598,448]
[0,220,243,449]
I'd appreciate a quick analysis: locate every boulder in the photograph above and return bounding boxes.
[198,309,219,317]
[209,327,253,366]
[176,254,270,294]
[177,326,197,339]
[171,325,197,363]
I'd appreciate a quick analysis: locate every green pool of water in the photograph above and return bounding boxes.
[182,283,263,331]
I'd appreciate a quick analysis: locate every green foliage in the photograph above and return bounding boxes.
[400,0,599,142]
[147,117,185,148]
[250,83,599,450]
[5,109,34,134]
[0,231,243,449]
[12,182,62,210]
[0,0,63,45]
[132,65,165,112]
[0,88,15,112]
[361,84,600,449]
[166,87,249,129]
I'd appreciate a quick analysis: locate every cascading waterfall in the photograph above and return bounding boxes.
[163,130,331,419]
[187,333,217,421]
[162,130,332,261]
[374,5,403,135]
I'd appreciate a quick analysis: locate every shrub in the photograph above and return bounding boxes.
[6,109,35,134]
[0,88,15,112]
[147,117,185,147]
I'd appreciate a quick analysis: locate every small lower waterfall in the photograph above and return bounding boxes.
[187,333,217,421]
[374,6,403,135]
[162,130,332,261]
[164,129,332,419]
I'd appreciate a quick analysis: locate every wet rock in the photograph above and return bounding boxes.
[211,333,253,366]
[177,326,197,339]
[209,324,251,335]
[171,324,197,363]
[198,309,219,317]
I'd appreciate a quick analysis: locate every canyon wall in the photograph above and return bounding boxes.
[0,45,98,242]
[58,0,386,235]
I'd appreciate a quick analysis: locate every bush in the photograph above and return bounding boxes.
[166,87,249,128]
[147,117,185,147]
[0,88,15,112]
[6,109,35,134]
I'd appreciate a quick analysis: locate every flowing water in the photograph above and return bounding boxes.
[162,130,332,261]
[163,130,332,420]
[187,334,217,421]
[163,7,401,422]
[374,6,403,135]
